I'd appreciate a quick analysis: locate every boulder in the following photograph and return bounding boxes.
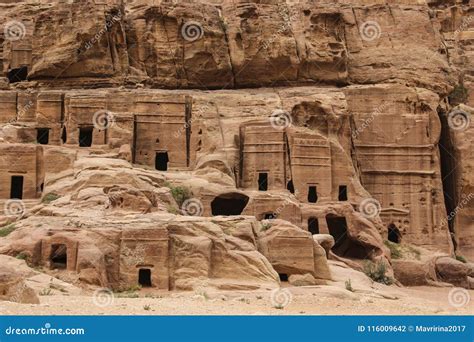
[392,259,436,286]
[0,256,39,304]
[288,273,317,286]
[313,234,335,257]
[435,257,470,288]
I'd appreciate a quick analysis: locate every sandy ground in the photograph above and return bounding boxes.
[0,285,472,316]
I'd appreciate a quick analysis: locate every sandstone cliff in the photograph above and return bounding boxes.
[0,0,472,293]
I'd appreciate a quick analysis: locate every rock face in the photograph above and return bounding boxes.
[0,0,472,292]
[0,255,39,304]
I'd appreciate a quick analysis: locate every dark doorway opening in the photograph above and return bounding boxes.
[61,127,67,144]
[338,185,348,201]
[155,152,169,171]
[258,172,268,191]
[326,214,369,258]
[326,215,348,249]
[50,244,67,269]
[287,180,294,194]
[7,66,28,83]
[138,268,152,287]
[211,192,249,216]
[279,273,288,282]
[79,127,93,147]
[36,128,49,145]
[308,186,318,203]
[10,176,23,199]
[264,213,277,220]
[308,217,319,234]
[387,224,401,243]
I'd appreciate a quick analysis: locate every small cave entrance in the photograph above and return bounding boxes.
[79,127,93,147]
[286,180,294,194]
[36,128,49,145]
[50,244,68,269]
[326,214,369,259]
[308,217,319,234]
[308,186,318,203]
[258,172,268,191]
[7,66,28,83]
[338,185,348,201]
[279,273,288,282]
[387,223,401,243]
[61,127,67,144]
[10,176,24,199]
[155,151,169,171]
[264,212,277,220]
[211,192,249,216]
[138,268,152,287]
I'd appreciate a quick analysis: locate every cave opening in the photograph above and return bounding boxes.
[7,66,28,83]
[138,268,152,287]
[61,127,67,144]
[326,214,369,258]
[437,108,459,247]
[387,223,401,243]
[155,151,169,171]
[211,192,249,216]
[279,273,288,282]
[287,180,294,194]
[308,217,319,234]
[50,244,67,269]
[264,212,277,220]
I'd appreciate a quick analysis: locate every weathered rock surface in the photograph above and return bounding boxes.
[0,0,472,296]
[0,255,39,304]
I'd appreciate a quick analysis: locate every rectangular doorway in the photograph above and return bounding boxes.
[155,152,169,171]
[10,176,24,199]
[36,128,49,145]
[79,127,93,147]
[258,172,268,191]
[138,268,152,287]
